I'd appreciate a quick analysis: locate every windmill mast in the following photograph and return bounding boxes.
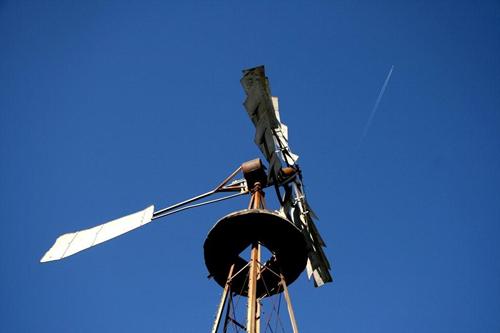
[247,177,264,333]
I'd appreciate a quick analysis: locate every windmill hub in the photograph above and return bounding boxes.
[241,158,267,190]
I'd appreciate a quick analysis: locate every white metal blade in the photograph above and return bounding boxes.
[273,125,299,165]
[40,205,154,263]
[272,96,280,122]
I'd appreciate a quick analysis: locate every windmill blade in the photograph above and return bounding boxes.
[289,182,333,287]
[240,66,299,177]
[241,65,332,287]
[271,97,299,165]
[297,202,333,286]
[40,206,154,263]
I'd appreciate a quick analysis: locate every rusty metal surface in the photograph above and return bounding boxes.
[247,242,260,333]
[242,158,267,189]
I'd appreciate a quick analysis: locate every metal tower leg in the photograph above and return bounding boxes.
[280,273,299,333]
[211,264,235,333]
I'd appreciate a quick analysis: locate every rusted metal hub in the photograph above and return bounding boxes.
[204,209,307,298]
[242,158,267,189]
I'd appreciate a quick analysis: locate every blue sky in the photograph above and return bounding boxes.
[1,1,499,332]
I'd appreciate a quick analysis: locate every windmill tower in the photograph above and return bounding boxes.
[206,158,306,332]
[40,66,332,332]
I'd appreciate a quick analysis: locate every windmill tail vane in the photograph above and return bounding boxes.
[40,165,248,263]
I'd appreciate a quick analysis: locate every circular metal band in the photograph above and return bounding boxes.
[204,209,307,297]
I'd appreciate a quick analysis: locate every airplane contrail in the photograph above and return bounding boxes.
[358,65,394,147]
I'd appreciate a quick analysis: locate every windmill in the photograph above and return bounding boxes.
[41,66,332,332]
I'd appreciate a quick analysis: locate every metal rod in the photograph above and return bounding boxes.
[247,241,259,333]
[254,190,261,209]
[152,165,243,219]
[248,195,254,209]
[152,189,216,218]
[228,316,246,330]
[152,192,246,220]
[247,187,264,333]
[211,264,235,333]
[222,294,231,332]
[280,273,299,333]
[259,192,266,209]
[215,166,242,190]
[228,261,251,283]
[258,263,281,279]
[256,295,261,333]
[218,185,246,192]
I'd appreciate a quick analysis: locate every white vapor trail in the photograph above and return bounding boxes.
[358,65,394,147]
